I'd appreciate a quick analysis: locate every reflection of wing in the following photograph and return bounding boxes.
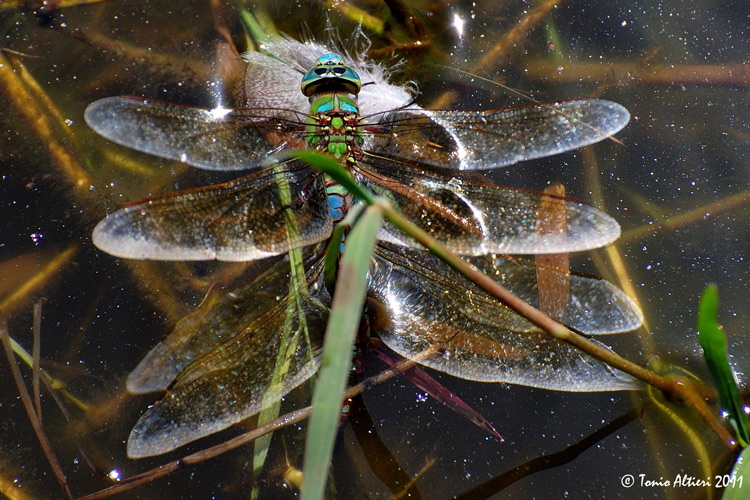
[85,96,308,171]
[93,161,332,261]
[126,248,330,458]
[355,161,620,255]
[368,243,641,391]
[362,99,629,171]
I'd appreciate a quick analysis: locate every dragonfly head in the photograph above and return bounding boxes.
[301,53,362,97]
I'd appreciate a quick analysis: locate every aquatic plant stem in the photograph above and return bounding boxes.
[377,202,647,379]
[0,53,92,192]
[619,188,750,245]
[379,200,738,450]
[671,379,738,450]
[377,200,735,449]
[524,59,750,87]
[289,150,735,450]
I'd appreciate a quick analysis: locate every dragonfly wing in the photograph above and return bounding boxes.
[126,249,318,393]
[363,99,629,170]
[93,161,332,261]
[126,249,329,458]
[356,162,620,255]
[241,47,310,111]
[368,243,640,391]
[85,96,307,171]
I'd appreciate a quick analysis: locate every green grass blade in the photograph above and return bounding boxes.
[323,223,345,294]
[723,445,750,499]
[698,284,750,446]
[235,1,277,55]
[301,203,384,500]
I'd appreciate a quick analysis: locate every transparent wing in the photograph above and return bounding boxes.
[362,99,629,171]
[85,96,309,171]
[355,162,620,255]
[240,48,311,111]
[93,161,332,261]
[368,243,641,391]
[126,248,329,458]
[484,256,643,334]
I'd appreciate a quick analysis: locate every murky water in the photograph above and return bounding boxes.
[2,0,749,498]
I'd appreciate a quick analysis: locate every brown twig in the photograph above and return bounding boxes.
[672,378,738,449]
[473,0,563,70]
[524,60,750,87]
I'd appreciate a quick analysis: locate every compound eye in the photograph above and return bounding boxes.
[314,68,328,75]
[333,67,346,75]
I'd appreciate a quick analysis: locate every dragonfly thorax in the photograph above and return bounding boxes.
[307,93,362,159]
[303,54,364,160]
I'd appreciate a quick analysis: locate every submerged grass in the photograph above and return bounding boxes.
[301,202,384,500]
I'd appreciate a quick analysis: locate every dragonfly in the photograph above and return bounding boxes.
[85,36,643,458]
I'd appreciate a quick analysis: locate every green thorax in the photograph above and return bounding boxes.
[303,54,364,160]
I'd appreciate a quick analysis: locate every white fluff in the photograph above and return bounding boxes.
[241,29,417,117]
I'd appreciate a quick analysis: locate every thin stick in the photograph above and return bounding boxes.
[76,350,418,499]
[293,152,735,450]
[32,299,45,419]
[0,313,73,499]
